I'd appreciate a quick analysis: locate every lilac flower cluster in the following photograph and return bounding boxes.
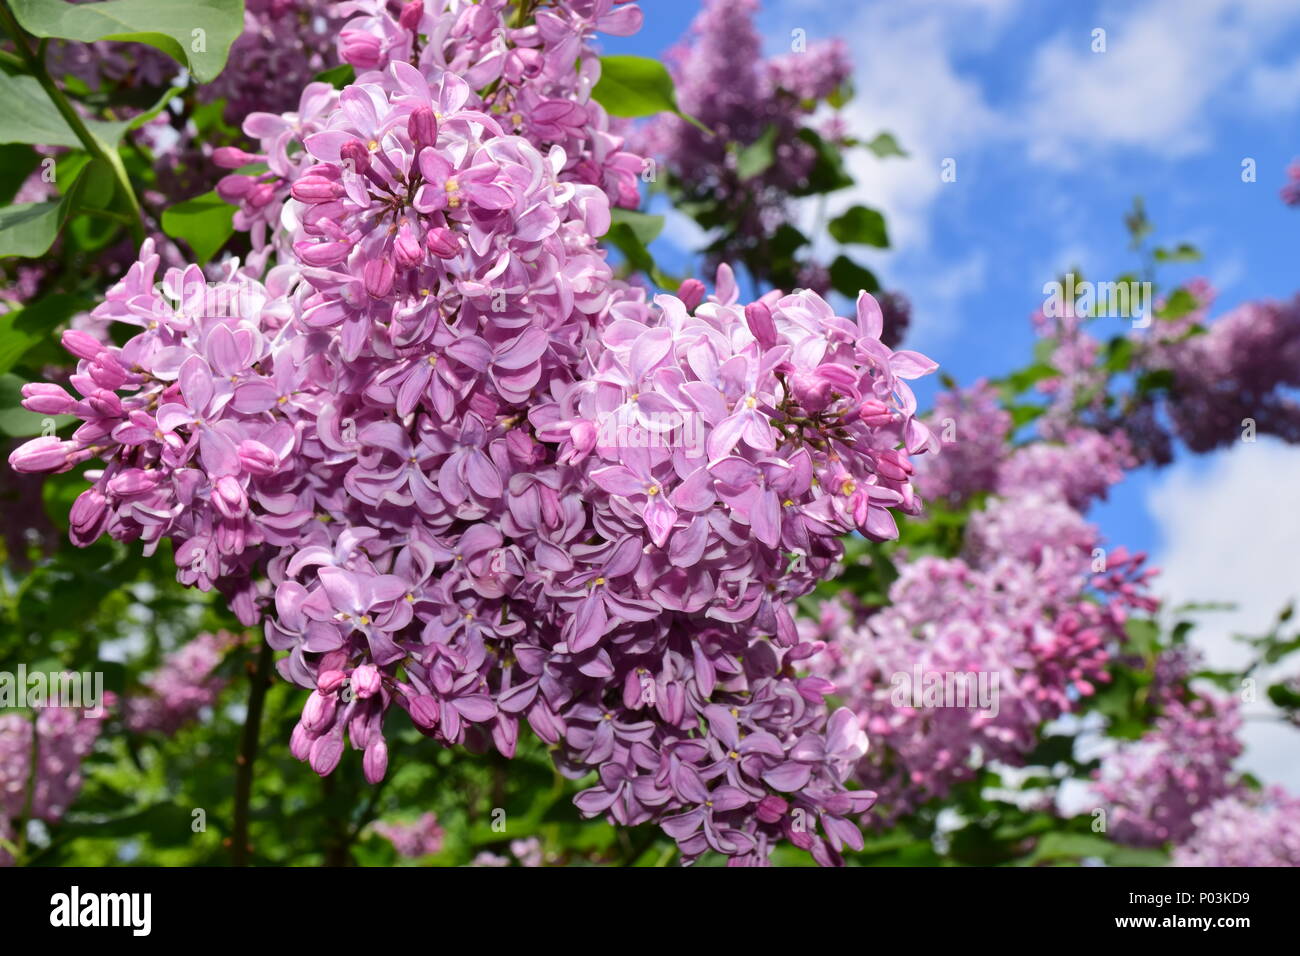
[0,705,109,865]
[631,0,853,279]
[1091,693,1243,847]
[810,544,1152,823]
[470,835,544,866]
[124,631,240,735]
[912,380,1011,508]
[1172,788,1300,867]
[914,376,1133,516]
[1143,292,1300,452]
[373,811,445,858]
[813,410,1154,821]
[11,1,940,865]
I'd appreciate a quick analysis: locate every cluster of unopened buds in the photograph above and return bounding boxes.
[8,0,941,865]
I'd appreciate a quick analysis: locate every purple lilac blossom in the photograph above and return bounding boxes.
[0,704,110,866]
[9,1,939,866]
[125,630,241,735]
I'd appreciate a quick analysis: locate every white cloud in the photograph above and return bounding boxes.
[1024,0,1300,166]
[1247,53,1300,113]
[815,4,1007,254]
[1147,439,1300,790]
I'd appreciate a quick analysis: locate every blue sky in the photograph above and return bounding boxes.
[604,0,1300,784]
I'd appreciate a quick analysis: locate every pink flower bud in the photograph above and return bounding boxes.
[399,0,424,32]
[351,664,382,699]
[213,147,259,169]
[744,301,777,349]
[294,240,351,268]
[309,732,345,776]
[756,795,789,824]
[339,31,382,71]
[363,739,389,783]
[504,47,544,84]
[107,468,160,496]
[237,439,279,476]
[364,258,396,298]
[246,182,277,209]
[408,106,438,151]
[62,329,104,361]
[339,139,371,175]
[86,391,124,418]
[87,361,127,391]
[875,449,913,482]
[69,488,108,539]
[290,721,314,761]
[425,226,459,259]
[8,436,72,473]
[393,229,425,268]
[854,399,895,427]
[678,278,706,312]
[21,382,76,415]
[291,175,345,204]
[317,669,347,695]
[302,690,337,734]
[409,694,440,728]
[216,174,254,202]
[212,475,248,519]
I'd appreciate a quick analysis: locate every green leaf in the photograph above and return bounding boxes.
[1153,242,1201,263]
[1156,287,1198,320]
[603,221,675,289]
[0,162,89,258]
[791,127,854,196]
[1007,403,1045,428]
[161,189,234,264]
[999,362,1058,396]
[1135,367,1174,396]
[607,207,664,246]
[0,293,86,373]
[1103,336,1134,373]
[0,144,42,204]
[828,204,889,247]
[828,254,879,297]
[1267,682,1300,710]
[591,55,707,132]
[314,63,356,89]
[9,0,246,84]
[864,131,908,158]
[0,72,130,148]
[735,125,777,181]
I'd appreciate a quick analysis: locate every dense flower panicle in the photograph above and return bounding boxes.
[1145,293,1300,452]
[1172,788,1300,867]
[994,428,1134,511]
[912,380,1011,508]
[470,836,544,866]
[0,705,109,865]
[373,811,445,857]
[1091,694,1243,847]
[811,537,1152,822]
[816,409,1155,821]
[631,0,851,277]
[9,0,941,865]
[125,631,241,735]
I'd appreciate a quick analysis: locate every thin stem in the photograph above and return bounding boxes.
[0,1,145,243]
[231,640,273,865]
